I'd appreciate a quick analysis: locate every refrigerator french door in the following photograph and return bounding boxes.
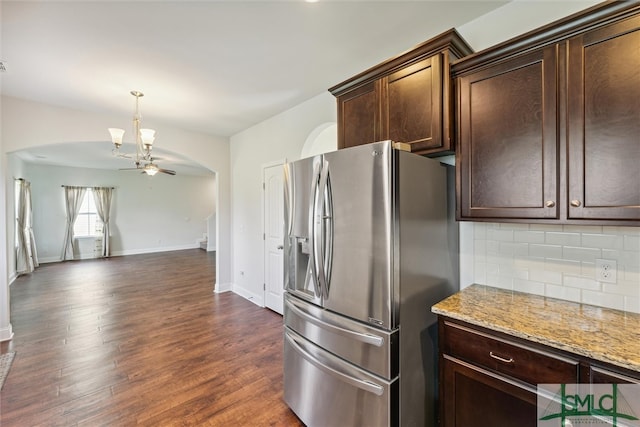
[283,140,459,427]
[285,142,394,327]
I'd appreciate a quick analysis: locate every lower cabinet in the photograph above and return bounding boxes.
[442,355,539,427]
[438,317,640,427]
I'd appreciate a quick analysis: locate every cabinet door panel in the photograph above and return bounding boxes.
[457,48,558,219]
[567,16,640,220]
[442,355,538,427]
[386,56,444,152]
[337,81,380,149]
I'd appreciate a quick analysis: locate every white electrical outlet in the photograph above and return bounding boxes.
[595,259,617,284]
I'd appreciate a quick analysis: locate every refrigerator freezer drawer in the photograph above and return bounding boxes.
[284,293,398,379]
[284,328,397,427]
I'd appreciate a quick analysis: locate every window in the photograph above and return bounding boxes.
[74,189,103,237]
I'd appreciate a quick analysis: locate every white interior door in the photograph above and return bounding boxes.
[263,161,285,314]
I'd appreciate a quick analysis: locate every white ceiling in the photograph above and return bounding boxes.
[1,0,510,174]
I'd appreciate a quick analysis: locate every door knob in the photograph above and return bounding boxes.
[545,200,555,208]
[570,200,581,207]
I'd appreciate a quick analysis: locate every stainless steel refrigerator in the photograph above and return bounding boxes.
[283,140,458,427]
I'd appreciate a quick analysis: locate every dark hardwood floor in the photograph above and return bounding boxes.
[0,249,303,426]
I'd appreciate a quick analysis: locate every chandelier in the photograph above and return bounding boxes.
[108,91,175,176]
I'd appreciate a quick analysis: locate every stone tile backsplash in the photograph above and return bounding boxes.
[471,223,640,313]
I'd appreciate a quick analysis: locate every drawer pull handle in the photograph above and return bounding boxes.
[489,352,514,363]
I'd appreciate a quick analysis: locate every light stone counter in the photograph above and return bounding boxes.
[432,284,640,372]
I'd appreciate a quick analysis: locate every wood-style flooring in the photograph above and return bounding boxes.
[0,249,304,426]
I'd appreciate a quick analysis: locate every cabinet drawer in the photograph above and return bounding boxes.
[589,364,640,384]
[442,320,579,385]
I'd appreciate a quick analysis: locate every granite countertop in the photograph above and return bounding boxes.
[431,284,640,373]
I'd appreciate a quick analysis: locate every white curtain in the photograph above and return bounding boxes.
[61,186,86,261]
[16,179,39,275]
[92,187,113,257]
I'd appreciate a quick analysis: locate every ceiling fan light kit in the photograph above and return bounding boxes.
[143,163,159,176]
[108,91,175,176]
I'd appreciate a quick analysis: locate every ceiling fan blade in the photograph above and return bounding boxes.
[119,167,142,171]
[159,168,176,175]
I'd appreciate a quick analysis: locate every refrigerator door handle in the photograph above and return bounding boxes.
[285,329,385,397]
[283,163,293,292]
[308,160,322,298]
[284,163,294,237]
[322,172,333,299]
[285,295,384,347]
[314,159,330,299]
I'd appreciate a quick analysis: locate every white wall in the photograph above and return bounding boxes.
[457,0,600,52]
[229,92,336,304]
[17,162,215,263]
[454,0,640,314]
[207,213,216,251]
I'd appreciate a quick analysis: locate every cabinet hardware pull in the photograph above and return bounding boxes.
[489,351,514,363]
[570,200,581,207]
[545,200,555,208]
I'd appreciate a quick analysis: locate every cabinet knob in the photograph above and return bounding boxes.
[570,200,582,207]
[545,200,555,208]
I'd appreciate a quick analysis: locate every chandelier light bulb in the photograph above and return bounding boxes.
[140,128,156,148]
[108,128,125,147]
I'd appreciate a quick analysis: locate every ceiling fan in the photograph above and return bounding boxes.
[119,159,176,176]
[108,91,176,176]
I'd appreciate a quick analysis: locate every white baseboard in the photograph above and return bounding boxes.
[232,284,264,307]
[39,256,62,264]
[111,243,199,257]
[76,253,101,261]
[8,272,17,285]
[0,324,14,342]
[214,282,232,293]
[39,244,200,264]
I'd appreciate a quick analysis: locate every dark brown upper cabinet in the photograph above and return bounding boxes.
[457,47,559,220]
[454,2,640,225]
[329,29,473,156]
[566,14,640,222]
